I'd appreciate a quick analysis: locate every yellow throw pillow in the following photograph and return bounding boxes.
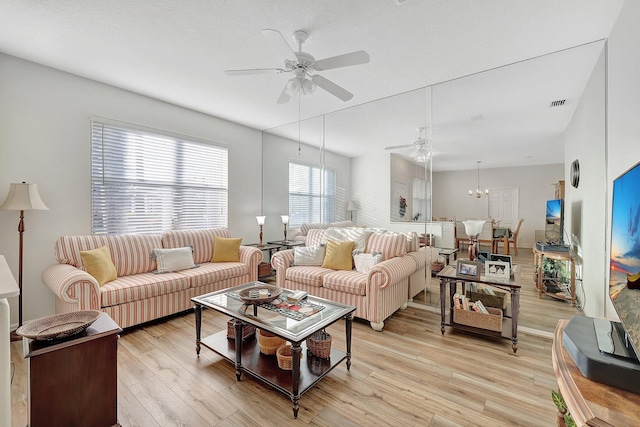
[211,237,242,262]
[80,246,117,286]
[321,240,355,271]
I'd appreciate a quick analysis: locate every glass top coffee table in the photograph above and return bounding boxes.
[192,282,355,419]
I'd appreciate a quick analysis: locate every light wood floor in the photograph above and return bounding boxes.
[10,247,576,426]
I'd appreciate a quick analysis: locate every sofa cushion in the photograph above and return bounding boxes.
[299,222,331,236]
[178,261,249,288]
[162,228,231,264]
[100,271,190,307]
[151,246,196,273]
[322,270,367,296]
[400,231,420,253]
[211,237,242,262]
[322,240,355,270]
[365,232,407,261]
[322,227,372,254]
[56,234,163,276]
[306,228,327,247]
[354,253,382,274]
[293,245,325,266]
[286,266,332,288]
[80,246,117,285]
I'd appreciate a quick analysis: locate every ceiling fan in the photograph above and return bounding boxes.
[385,127,431,162]
[225,29,370,104]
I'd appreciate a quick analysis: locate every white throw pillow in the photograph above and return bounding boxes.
[293,245,326,266]
[151,246,197,273]
[354,253,382,274]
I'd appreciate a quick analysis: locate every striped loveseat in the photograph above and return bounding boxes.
[271,228,433,331]
[41,228,262,328]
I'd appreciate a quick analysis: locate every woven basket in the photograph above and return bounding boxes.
[226,320,256,342]
[276,345,302,370]
[453,307,503,332]
[257,329,285,355]
[306,329,332,359]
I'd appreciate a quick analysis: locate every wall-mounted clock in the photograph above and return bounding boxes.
[570,159,580,188]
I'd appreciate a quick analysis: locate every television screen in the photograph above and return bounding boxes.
[609,161,640,359]
[545,199,564,244]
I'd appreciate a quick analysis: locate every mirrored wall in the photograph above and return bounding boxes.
[261,40,606,333]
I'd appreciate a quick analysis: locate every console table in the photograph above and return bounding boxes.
[532,247,576,306]
[552,319,640,426]
[437,264,521,353]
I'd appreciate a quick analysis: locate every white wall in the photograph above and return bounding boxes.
[605,0,640,319]
[564,47,606,317]
[0,54,263,325]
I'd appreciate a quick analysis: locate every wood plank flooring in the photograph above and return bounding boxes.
[10,313,559,425]
[9,248,575,426]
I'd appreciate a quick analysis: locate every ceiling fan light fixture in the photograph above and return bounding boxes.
[285,77,301,95]
[301,77,316,94]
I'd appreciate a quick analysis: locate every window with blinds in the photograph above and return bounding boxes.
[288,162,336,227]
[91,120,228,235]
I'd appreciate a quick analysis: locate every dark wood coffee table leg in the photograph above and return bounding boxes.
[233,320,244,380]
[345,313,353,370]
[440,278,446,334]
[195,304,202,355]
[291,342,302,418]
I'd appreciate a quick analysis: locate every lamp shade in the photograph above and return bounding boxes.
[462,220,485,236]
[256,216,266,225]
[281,215,289,225]
[346,201,357,212]
[0,183,49,211]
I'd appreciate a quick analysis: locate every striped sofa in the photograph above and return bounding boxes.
[271,228,433,331]
[41,228,262,328]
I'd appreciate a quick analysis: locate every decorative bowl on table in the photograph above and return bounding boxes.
[238,284,283,305]
[16,310,101,341]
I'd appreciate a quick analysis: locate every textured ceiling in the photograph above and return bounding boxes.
[0,1,624,170]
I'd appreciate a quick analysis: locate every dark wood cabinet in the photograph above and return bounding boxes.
[24,313,122,427]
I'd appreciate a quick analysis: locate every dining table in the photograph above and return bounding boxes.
[493,227,511,254]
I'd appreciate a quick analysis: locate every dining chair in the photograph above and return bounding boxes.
[506,218,524,255]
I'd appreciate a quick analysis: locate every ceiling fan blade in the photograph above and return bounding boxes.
[276,85,291,104]
[261,29,298,63]
[315,50,370,71]
[312,75,353,101]
[385,144,413,151]
[225,68,286,76]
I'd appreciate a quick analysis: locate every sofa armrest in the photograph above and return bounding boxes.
[368,255,417,290]
[41,263,101,310]
[271,249,294,288]
[239,246,263,282]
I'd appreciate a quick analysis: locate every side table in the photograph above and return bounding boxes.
[268,240,305,250]
[23,312,122,427]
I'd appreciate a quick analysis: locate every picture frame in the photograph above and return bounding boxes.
[477,250,491,263]
[485,260,510,280]
[456,260,481,279]
[489,253,512,267]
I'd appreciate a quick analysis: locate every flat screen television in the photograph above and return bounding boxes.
[544,199,564,244]
[608,161,640,361]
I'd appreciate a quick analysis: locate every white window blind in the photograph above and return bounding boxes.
[288,162,336,227]
[91,120,228,235]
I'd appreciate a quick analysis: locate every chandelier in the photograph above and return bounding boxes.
[469,161,489,198]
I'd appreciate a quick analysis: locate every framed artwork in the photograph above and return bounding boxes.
[489,253,512,267]
[456,260,481,279]
[485,260,510,280]
[477,250,491,263]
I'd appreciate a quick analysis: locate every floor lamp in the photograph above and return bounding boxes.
[0,182,49,341]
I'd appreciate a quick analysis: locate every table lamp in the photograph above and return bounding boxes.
[281,215,289,242]
[0,182,49,340]
[346,201,357,222]
[256,216,266,246]
[462,220,485,261]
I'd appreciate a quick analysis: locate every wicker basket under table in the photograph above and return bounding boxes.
[306,329,332,359]
[453,307,503,332]
[257,329,285,355]
[226,320,256,342]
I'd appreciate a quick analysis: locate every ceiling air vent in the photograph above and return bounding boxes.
[550,99,566,108]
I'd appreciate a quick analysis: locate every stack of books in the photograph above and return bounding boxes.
[453,293,490,314]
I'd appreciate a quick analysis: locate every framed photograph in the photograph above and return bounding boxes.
[456,260,481,279]
[477,250,491,263]
[485,260,510,280]
[489,253,512,267]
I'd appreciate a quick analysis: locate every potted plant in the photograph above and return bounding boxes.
[551,390,575,427]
